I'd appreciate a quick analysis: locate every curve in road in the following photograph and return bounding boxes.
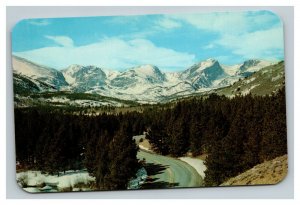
[137,150,204,189]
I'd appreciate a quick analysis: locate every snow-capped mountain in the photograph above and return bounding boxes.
[221,64,241,76]
[110,65,166,88]
[12,55,275,103]
[12,56,68,89]
[213,61,285,97]
[238,59,274,76]
[180,58,227,88]
[13,72,57,94]
[62,65,107,92]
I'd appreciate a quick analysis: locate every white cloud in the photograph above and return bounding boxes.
[217,27,284,60]
[202,43,215,49]
[156,17,182,29]
[28,19,50,26]
[171,11,283,61]
[170,11,280,34]
[45,35,74,47]
[171,12,249,34]
[14,37,195,70]
[118,17,181,39]
[118,30,157,40]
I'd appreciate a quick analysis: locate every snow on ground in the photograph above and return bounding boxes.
[17,170,95,192]
[165,72,181,83]
[42,96,123,107]
[105,70,120,81]
[139,144,152,152]
[63,73,76,85]
[262,69,270,74]
[212,76,239,87]
[222,64,241,76]
[13,57,46,79]
[45,97,70,103]
[23,187,40,193]
[243,60,273,73]
[195,87,212,93]
[133,65,158,78]
[179,157,206,179]
[245,77,256,84]
[241,84,260,95]
[196,58,216,71]
[134,135,153,152]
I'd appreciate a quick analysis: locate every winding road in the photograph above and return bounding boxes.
[137,149,204,189]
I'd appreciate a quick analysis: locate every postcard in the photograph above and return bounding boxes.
[12,11,287,193]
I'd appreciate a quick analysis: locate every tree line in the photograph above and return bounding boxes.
[145,87,287,186]
[15,110,141,190]
[15,87,287,188]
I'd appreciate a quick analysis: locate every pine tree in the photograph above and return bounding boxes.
[189,116,203,156]
[204,109,243,185]
[103,128,139,190]
[260,88,287,161]
[168,117,189,157]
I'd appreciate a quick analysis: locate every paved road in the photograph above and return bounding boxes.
[137,150,203,189]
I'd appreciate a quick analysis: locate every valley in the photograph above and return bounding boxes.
[13,56,287,192]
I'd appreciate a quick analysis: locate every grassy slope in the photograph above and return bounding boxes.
[221,155,288,186]
[214,61,285,97]
[166,61,285,103]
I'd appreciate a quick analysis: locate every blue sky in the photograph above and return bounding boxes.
[12,10,284,71]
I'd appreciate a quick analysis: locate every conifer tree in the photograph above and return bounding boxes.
[103,127,139,190]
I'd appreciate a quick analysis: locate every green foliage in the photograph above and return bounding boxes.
[141,88,287,186]
[15,86,287,188]
[203,88,287,186]
[102,129,139,190]
[15,109,140,190]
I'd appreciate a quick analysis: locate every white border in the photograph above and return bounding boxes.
[3,0,296,6]
[2,1,299,205]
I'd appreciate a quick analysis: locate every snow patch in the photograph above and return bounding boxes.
[63,73,76,85]
[245,77,256,84]
[197,58,217,71]
[222,64,241,76]
[179,157,206,179]
[241,84,260,95]
[139,144,152,152]
[17,170,95,192]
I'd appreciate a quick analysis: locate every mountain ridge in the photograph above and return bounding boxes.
[12,55,276,103]
[12,56,68,89]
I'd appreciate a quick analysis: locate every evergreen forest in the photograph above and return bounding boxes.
[15,87,287,188]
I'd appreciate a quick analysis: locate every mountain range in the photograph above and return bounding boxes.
[12,55,279,105]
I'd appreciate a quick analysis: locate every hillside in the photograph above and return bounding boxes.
[221,155,288,186]
[214,61,285,97]
[13,73,57,94]
[14,91,141,109]
[13,56,68,89]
